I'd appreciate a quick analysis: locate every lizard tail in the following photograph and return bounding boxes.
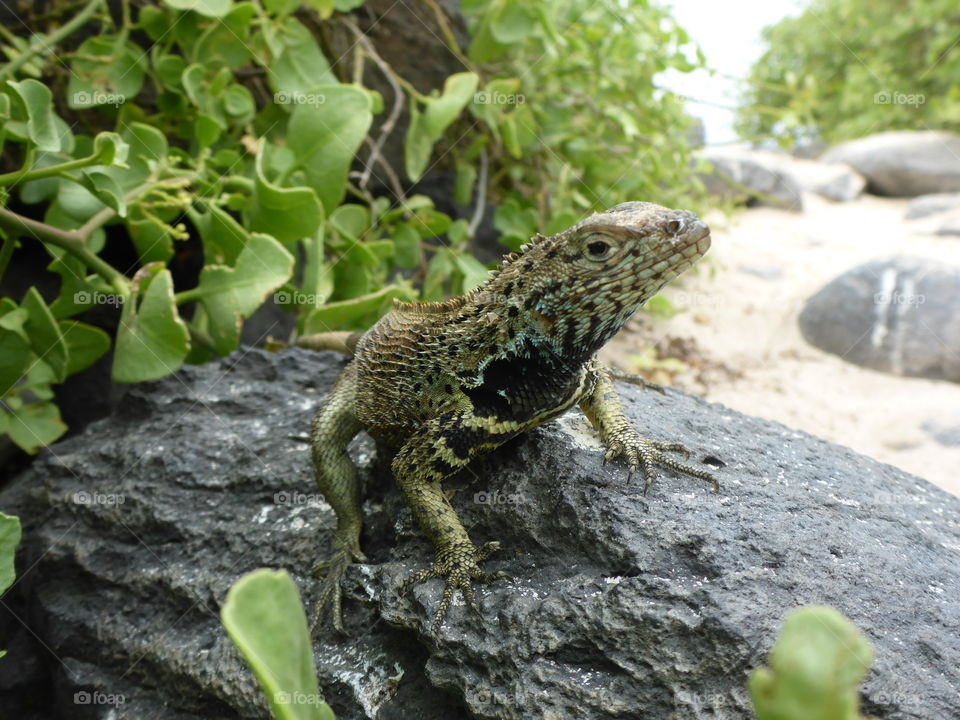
[297,331,363,356]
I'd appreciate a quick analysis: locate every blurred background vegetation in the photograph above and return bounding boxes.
[0,0,707,456]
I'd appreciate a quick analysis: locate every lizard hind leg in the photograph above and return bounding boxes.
[309,364,366,634]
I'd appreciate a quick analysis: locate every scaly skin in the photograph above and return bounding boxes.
[304,201,718,637]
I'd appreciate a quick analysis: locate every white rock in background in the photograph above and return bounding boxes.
[823,131,960,196]
[904,192,960,219]
[697,146,866,209]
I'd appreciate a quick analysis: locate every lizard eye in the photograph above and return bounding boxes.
[585,238,614,260]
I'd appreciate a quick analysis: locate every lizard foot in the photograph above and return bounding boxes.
[603,431,719,494]
[399,540,507,637]
[310,542,368,635]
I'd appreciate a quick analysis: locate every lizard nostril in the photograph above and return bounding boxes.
[665,219,683,235]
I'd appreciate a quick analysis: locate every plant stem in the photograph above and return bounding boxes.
[0,153,98,186]
[0,207,129,294]
[0,0,106,82]
[0,234,16,284]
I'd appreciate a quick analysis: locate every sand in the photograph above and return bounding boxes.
[601,193,960,497]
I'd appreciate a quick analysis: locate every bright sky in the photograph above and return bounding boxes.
[660,0,803,145]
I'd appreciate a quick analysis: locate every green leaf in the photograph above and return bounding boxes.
[101,122,168,190]
[453,253,490,292]
[91,131,130,167]
[267,18,337,100]
[453,160,477,206]
[493,198,537,250]
[392,224,421,269]
[405,72,479,181]
[195,3,255,67]
[248,144,324,244]
[221,569,335,720]
[0,328,32,396]
[300,231,333,310]
[422,248,453,301]
[287,86,373,213]
[0,512,21,597]
[196,233,295,354]
[334,0,365,9]
[195,205,249,266]
[128,214,175,264]
[490,0,537,43]
[113,266,189,383]
[48,254,93,319]
[22,287,69,382]
[749,605,873,720]
[162,0,232,18]
[303,285,413,333]
[328,204,369,240]
[6,79,60,151]
[67,36,146,109]
[6,400,67,453]
[60,320,111,375]
[223,85,256,119]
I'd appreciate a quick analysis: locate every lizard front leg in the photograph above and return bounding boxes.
[579,359,719,494]
[392,410,518,637]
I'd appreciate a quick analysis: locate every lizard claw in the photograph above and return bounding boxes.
[399,540,505,638]
[310,540,367,635]
[602,432,718,494]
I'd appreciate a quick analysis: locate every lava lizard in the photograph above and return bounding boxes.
[298,201,718,637]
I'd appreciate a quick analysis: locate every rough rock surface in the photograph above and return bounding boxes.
[823,131,960,196]
[904,192,960,220]
[2,348,959,720]
[798,256,960,382]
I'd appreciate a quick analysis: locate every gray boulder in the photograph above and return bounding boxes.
[2,348,958,719]
[937,211,960,237]
[798,256,960,382]
[696,147,804,211]
[785,156,866,202]
[904,192,960,219]
[823,131,960,196]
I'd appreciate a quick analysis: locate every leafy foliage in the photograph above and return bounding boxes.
[735,0,960,145]
[221,569,336,720]
[0,0,705,453]
[750,606,874,720]
[0,511,21,658]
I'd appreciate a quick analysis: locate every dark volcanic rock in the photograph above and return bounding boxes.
[798,256,960,382]
[2,348,959,719]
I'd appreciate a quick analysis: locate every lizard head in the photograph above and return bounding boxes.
[487,201,711,358]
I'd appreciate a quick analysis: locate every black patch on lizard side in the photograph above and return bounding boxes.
[442,425,515,460]
[464,337,583,422]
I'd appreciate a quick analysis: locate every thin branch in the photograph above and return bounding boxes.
[0,0,106,81]
[342,18,408,199]
[466,148,487,239]
[0,206,129,293]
